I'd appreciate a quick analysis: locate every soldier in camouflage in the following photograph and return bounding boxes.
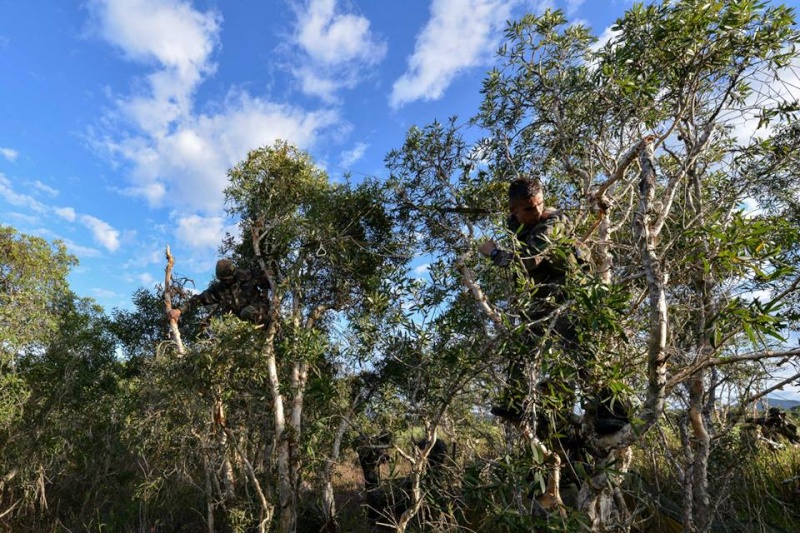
[168,259,271,326]
[479,177,629,436]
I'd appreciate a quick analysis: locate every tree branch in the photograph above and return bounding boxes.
[164,245,185,356]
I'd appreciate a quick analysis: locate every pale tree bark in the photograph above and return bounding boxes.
[202,454,215,533]
[589,137,655,284]
[164,246,184,355]
[682,167,715,533]
[394,427,439,533]
[320,416,349,532]
[212,395,236,502]
[265,323,293,533]
[575,137,666,532]
[320,386,370,532]
[634,139,669,429]
[223,424,275,532]
[251,223,297,533]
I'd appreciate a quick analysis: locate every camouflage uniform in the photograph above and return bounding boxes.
[491,211,629,436]
[181,266,271,325]
[491,212,570,284]
[489,211,579,422]
[490,210,577,346]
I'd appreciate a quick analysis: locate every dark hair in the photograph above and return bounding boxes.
[508,177,543,202]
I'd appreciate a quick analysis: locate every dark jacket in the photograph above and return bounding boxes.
[490,211,571,297]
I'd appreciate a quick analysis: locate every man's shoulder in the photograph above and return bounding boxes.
[543,208,567,222]
[533,210,567,231]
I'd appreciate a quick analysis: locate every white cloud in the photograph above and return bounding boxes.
[413,263,430,276]
[88,0,221,136]
[295,0,385,66]
[390,0,517,108]
[741,288,772,302]
[0,148,18,162]
[79,214,121,251]
[32,180,58,197]
[527,0,555,12]
[31,229,103,258]
[92,288,122,299]
[104,92,339,210]
[89,1,340,212]
[727,57,800,145]
[741,197,763,219]
[54,207,77,221]
[339,142,368,168]
[174,213,233,250]
[137,272,156,287]
[6,212,38,225]
[590,25,621,52]
[290,0,387,100]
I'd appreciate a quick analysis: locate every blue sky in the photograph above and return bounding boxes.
[1,0,798,316]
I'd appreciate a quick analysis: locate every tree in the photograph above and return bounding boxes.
[387,2,800,531]
[0,227,77,509]
[221,140,406,532]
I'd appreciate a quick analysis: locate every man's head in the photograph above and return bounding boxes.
[216,259,236,284]
[509,177,545,225]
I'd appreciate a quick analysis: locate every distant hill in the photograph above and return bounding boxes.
[757,396,800,411]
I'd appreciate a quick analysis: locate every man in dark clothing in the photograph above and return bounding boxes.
[168,259,271,326]
[479,178,629,436]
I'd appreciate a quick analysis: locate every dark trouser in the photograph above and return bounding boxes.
[493,301,630,435]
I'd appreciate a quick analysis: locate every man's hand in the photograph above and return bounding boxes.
[478,240,498,257]
[167,309,181,322]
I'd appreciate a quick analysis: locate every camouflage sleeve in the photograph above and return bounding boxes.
[523,214,565,255]
[490,213,567,270]
[180,284,221,314]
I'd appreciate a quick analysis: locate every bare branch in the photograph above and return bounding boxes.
[164,245,185,356]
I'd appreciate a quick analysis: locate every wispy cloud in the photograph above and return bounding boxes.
[79,214,121,251]
[413,263,430,276]
[0,174,121,252]
[32,180,59,197]
[339,142,368,168]
[54,207,77,222]
[30,228,103,258]
[92,287,123,299]
[727,57,800,145]
[290,0,387,101]
[565,0,585,17]
[390,0,517,108]
[0,148,18,162]
[590,25,621,52]
[136,272,157,287]
[0,174,46,212]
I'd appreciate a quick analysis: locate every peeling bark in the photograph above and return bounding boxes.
[634,140,669,429]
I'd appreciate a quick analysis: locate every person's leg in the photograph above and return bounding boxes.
[590,386,631,435]
[239,304,269,325]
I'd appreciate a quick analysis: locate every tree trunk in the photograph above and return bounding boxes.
[265,333,294,533]
[634,140,669,428]
[320,417,349,532]
[577,446,632,532]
